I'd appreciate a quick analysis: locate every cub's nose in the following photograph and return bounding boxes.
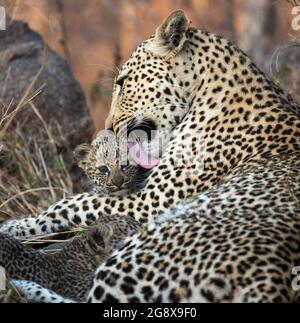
[111,173,124,188]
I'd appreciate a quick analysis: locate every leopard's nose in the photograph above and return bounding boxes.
[112,174,124,188]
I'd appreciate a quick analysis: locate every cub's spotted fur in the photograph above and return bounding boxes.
[0,215,140,302]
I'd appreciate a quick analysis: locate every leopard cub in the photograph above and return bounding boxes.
[0,214,140,302]
[74,133,149,196]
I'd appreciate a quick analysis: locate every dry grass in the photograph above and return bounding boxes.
[0,69,83,302]
[0,62,76,222]
[0,102,74,223]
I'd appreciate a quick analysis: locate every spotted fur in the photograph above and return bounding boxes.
[1,10,300,303]
[0,215,140,302]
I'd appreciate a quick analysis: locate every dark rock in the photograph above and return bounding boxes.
[0,17,94,148]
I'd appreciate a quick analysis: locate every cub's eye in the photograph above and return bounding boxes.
[98,166,109,174]
[116,77,126,96]
[120,163,129,172]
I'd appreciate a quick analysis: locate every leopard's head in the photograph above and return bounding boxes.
[106,10,195,168]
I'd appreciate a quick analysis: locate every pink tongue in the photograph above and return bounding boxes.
[128,142,159,169]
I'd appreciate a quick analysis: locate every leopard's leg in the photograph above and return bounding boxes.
[0,192,146,238]
[0,193,95,238]
[10,280,76,303]
[0,164,200,238]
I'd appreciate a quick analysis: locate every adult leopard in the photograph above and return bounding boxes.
[1,10,300,303]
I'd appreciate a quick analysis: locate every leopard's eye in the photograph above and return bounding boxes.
[116,77,126,96]
[98,166,109,174]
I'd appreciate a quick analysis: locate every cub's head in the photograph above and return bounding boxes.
[106,10,194,166]
[74,134,141,194]
[85,214,141,263]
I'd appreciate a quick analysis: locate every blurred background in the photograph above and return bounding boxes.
[2,0,299,130]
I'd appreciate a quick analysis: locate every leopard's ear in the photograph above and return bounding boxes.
[147,10,191,58]
[73,144,92,167]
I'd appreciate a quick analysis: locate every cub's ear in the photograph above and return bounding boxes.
[87,224,114,252]
[73,144,92,167]
[147,10,191,58]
